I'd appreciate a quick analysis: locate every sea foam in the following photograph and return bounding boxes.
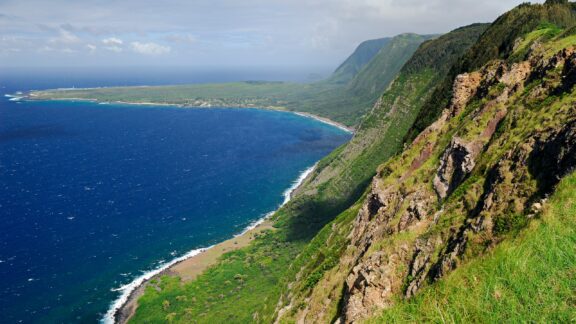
[101,163,317,324]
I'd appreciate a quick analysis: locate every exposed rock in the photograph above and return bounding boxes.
[343,247,409,321]
[280,45,576,324]
[449,72,482,116]
[528,119,576,194]
[433,138,482,200]
[404,236,441,298]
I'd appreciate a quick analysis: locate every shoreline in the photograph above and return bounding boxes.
[24,94,355,134]
[104,165,318,324]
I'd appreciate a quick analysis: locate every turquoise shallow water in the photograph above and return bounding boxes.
[0,87,350,322]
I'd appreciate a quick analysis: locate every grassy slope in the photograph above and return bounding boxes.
[329,37,391,84]
[274,1,576,323]
[30,34,429,127]
[296,34,436,125]
[278,12,576,322]
[346,34,435,99]
[130,232,303,323]
[281,24,487,241]
[368,171,576,323]
[128,4,576,323]
[126,25,486,324]
[409,1,576,138]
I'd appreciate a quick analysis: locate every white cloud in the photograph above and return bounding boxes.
[86,44,96,53]
[104,45,122,52]
[131,41,171,55]
[101,37,124,52]
[49,29,80,44]
[0,0,544,67]
[102,37,123,45]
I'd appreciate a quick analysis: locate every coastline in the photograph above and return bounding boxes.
[25,94,355,134]
[105,164,318,324]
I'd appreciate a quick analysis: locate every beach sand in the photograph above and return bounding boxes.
[115,219,275,324]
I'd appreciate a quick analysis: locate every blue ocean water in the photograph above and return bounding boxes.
[0,70,350,323]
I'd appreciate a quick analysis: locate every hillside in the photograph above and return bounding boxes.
[284,24,487,240]
[328,37,391,84]
[369,170,576,322]
[346,33,435,99]
[275,2,576,321]
[124,23,487,324]
[124,2,576,323]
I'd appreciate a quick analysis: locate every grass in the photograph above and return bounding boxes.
[129,230,303,323]
[368,171,576,323]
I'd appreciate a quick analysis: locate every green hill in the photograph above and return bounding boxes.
[328,37,391,84]
[275,2,576,322]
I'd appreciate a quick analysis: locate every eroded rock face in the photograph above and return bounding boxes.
[337,180,436,322]
[433,138,482,200]
[404,236,442,298]
[344,247,409,321]
[430,118,576,282]
[450,72,482,116]
[280,47,576,324]
[528,119,576,194]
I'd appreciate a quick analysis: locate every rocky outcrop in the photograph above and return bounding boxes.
[433,138,482,200]
[333,47,576,323]
[449,72,482,116]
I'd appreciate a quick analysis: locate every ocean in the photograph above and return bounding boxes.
[0,68,350,323]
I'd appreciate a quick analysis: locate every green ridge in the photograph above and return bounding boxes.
[369,171,576,323]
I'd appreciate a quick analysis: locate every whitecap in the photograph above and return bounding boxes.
[102,164,317,324]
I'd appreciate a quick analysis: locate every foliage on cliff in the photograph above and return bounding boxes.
[368,170,576,323]
[410,0,576,138]
[328,37,392,84]
[276,9,576,321]
[129,2,576,323]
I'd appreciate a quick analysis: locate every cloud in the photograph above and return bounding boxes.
[102,37,123,46]
[49,29,80,44]
[0,0,543,67]
[104,45,122,52]
[86,44,96,53]
[131,41,171,55]
[101,37,124,52]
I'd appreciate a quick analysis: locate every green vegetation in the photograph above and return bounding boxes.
[410,0,576,138]
[328,37,391,84]
[130,230,303,323]
[127,1,576,323]
[281,24,486,241]
[369,171,576,323]
[273,5,576,321]
[128,23,487,324]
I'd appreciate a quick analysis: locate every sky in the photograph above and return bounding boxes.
[0,0,544,70]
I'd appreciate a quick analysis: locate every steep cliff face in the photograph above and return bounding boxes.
[329,37,392,85]
[282,25,487,242]
[341,46,576,323]
[275,14,576,322]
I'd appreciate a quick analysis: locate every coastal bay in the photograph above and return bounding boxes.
[0,92,351,323]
